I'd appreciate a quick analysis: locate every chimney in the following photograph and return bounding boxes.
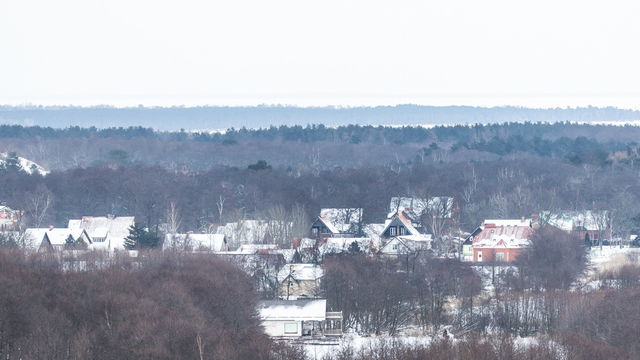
[107,214,114,219]
[290,265,295,274]
[49,225,54,231]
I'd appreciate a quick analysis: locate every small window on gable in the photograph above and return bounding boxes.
[392,244,399,250]
[493,238,496,242]
[390,227,397,236]
[491,230,495,233]
[510,239,514,243]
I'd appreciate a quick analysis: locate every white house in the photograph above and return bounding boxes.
[25,226,92,251]
[260,299,331,337]
[68,215,135,251]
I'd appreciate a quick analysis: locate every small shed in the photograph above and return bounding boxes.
[260,299,341,338]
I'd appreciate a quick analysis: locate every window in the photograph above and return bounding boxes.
[93,237,105,243]
[390,227,397,236]
[478,253,482,261]
[392,244,399,250]
[493,238,496,242]
[496,253,505,261]
[510,239,514,243]
[284,323,298,334]
[312,228,318,236]
[399,227,406,235]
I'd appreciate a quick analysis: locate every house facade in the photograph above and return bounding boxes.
[472,219,533,262]
[278,264,324,299]
[260,299,341,338]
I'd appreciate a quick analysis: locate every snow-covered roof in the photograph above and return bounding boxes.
[389,196,455,222]
[382,212,421,236]
[277,264,324,283]
[473,221,533,249]
[45,228,89,246]
[216,220,271,249]
[541,211,607,232]
[24,228,48,249]
[484,219,531,227]
[164,233,227,251]
[379,234,432,253]
[312,215,339,234]
[25,227,90,249]
[320,208,362,232]
[237,244,279,254]
[68,216,135,251]
[323,237,372,254]
[260,299,327,321]
[362,224,385,247]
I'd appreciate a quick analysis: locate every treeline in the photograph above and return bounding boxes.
[4,153,640,237]
[2,104,639,130]
[0,124,155,139]
[2,122,640,146]
[0,250,291,360]
[2,123,640,172]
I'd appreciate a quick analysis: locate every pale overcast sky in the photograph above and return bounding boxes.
[1,1,639,108]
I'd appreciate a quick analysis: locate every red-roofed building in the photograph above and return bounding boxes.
[472,219,533,262]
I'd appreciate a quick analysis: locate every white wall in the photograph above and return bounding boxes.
[262,320,302,337]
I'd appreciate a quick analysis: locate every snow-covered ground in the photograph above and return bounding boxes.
[0,153,49,175]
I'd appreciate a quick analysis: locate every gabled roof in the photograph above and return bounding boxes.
[164,233,227,251]
[277,264,324,283]
[68,216,135,251]
[472,220,533,249]
[389,196,455,222]
[69,216,134,238]
[379,234,432,253]
[311,215,339,234]
[216,220,273,247]
[45,228,91,246]
[381,212,421,236]
[320,208,362,233]
[25,227,91,249]
[260,299,327,321]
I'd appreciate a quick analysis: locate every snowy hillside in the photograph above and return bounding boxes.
[0,153,49,175]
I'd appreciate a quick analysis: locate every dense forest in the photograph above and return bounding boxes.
[1,122,640,172]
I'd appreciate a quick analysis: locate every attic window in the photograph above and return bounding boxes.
[510,239,514,243]
[491,230,495,234]
[493,238,496,242]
